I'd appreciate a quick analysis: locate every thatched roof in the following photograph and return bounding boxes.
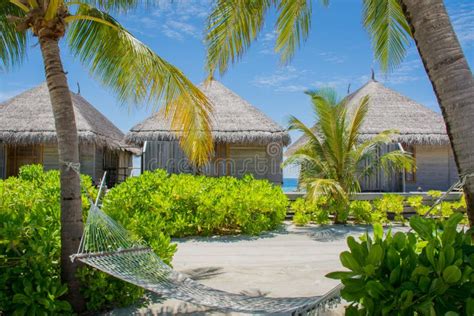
[0,82,133,151]
[286,79,449,156]
[126,80,290,146]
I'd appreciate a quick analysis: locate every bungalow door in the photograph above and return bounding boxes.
[6,144,42,177]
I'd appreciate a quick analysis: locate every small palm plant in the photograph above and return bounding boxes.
[284,88,414,223]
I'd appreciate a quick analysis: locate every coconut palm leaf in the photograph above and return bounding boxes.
[346,95,369,150]
[205,0,271,77]
[66,5,213,165]
[0,1,28,70]
[74,0,152,12]
[275,0,312,64]
[362,0,412,72]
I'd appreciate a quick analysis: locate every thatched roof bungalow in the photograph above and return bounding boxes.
[286,79,458,192]
[126,80,290,185]
[0,83,136,186]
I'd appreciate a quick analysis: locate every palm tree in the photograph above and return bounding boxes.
[2,0,212,311]
[204,0,474,226]
[284,88,414,223]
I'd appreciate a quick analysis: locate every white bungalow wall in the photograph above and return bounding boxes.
[406,144,458,191]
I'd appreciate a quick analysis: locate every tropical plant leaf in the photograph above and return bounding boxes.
[0,1,28,70]
[205,0,271,77]
[275,0,312,64]
[362,0,412,72]
[66,5,213,165]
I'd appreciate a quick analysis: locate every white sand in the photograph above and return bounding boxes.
[108,223,402,315]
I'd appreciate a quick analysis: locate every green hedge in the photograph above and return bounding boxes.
[292,193,467,226]
[0,166,287,314]
[102,169,288,238]
[0,165,144,314]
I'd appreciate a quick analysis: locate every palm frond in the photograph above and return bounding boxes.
[205,0,271,77]
[363,0,412,72]
[346,95,369,150]
[73,0,152,13]
[304,178,347,204]
[0,1,28,71]
[67,5,213,166]
[379,149,415,174]
[275,0,311,64]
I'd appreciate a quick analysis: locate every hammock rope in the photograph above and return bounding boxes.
[68,168,342,315]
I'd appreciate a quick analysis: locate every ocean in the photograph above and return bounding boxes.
[282,178,298,192]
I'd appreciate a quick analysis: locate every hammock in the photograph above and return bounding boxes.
[70,175,343,315]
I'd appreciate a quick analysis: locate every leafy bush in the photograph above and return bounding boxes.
[407,195,429,216]
[373,194,405,224]
[290,197,331,225]
[102,170,287,237]
[0,165,147,314]
[349,201,373,224]
[327,213,474,315]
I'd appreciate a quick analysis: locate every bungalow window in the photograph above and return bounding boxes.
[404,144,416,182]
[7,144,42,177]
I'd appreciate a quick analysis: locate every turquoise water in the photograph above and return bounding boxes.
[282,178,298,192]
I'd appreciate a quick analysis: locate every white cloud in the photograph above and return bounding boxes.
[382,59,422,85]
[275,84,308,92]
[318,51,345,64]
[161,20,200,41]
[126,0,210,41]
[448,2,474,47]
[257,31,278,55]
[252,66,307,90]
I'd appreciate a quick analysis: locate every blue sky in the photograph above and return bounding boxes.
[1,0,473,177]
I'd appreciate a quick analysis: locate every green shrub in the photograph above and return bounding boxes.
[407,195,429,216]
[0,165,148,314]
[327,213,474,315]
[290,197,331,225]
[373,194,405,224]
[102,170,287,237]
[349,201,373,224]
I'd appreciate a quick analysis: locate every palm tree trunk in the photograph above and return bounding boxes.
[38,35,85,312]
[400,0,474,226]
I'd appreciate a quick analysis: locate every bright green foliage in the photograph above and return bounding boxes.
[75,268,144,311]
[327,214,474,315]
[349,201,373,224]
[427,190,443,199]
[407,195,429,216]
[0,165,145,314]
[102,170,288,237]
[373,194,405,224]
[291,197,334,225]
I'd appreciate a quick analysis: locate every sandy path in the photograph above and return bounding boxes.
[107,223,398,315]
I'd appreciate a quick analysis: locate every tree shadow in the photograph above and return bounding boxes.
[173,225,290,244]
[181,266,225,281]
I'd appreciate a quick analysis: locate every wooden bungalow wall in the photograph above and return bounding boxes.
[406,144,458,191]
[359,143,401,192]
[42,144,96,181]
[143,141,283,185]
